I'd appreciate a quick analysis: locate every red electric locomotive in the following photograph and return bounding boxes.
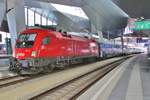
[9,28,99,74]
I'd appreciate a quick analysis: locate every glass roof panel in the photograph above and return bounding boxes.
[51,3,88,19]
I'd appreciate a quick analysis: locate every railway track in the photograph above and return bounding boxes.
[0,75,17,81]
[0,75,31,88]
[0,63,99,89]
[0,73,53,88]
[0,58,124,89]
[0,58,114,88]
[0,56,132,100]
[30,58,127,100]
[0,66,85,89]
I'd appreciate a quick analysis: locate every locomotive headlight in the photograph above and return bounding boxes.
[31,51,37,57]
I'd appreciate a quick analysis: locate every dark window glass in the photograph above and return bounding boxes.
[18,33,36,41]
[42,37,50,45]
[16,33,36,48]
[0,34,2,42]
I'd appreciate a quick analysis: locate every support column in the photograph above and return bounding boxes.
[120,29,124,55]
[6,0,26,50]
[107,31,110,40]
[0,1,5,27]
[91,23,97,33]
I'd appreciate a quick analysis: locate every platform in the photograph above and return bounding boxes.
[0,54,11,59]
[0,58,15,78]
[108,54,150,100]
[77,54,150,100]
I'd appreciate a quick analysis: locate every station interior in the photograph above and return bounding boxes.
[0,0,150,100]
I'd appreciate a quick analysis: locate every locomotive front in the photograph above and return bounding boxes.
[9,30,40,74]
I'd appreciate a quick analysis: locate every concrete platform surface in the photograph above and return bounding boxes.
[0,58,15,79]
[0,59,9,67]
[108,54,150,100]
[0,54,11,58]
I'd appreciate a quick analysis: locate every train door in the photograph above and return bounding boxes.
[73,40,77,57]
[68,39,74,57]
[39,36,51,57]
[97,43,101,57]
[99,43,104,57]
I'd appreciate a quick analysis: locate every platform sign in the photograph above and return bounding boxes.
[133,21,150,30]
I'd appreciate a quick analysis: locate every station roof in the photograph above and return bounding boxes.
[1,0,150,38]
[112,0,150,19]
[26,0,129,32]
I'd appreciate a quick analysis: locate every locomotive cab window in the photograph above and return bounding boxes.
[42,36,50,45]
[16,33,36,48]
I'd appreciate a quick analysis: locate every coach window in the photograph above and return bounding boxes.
[0,34,2,42]
[42,37,50,45]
